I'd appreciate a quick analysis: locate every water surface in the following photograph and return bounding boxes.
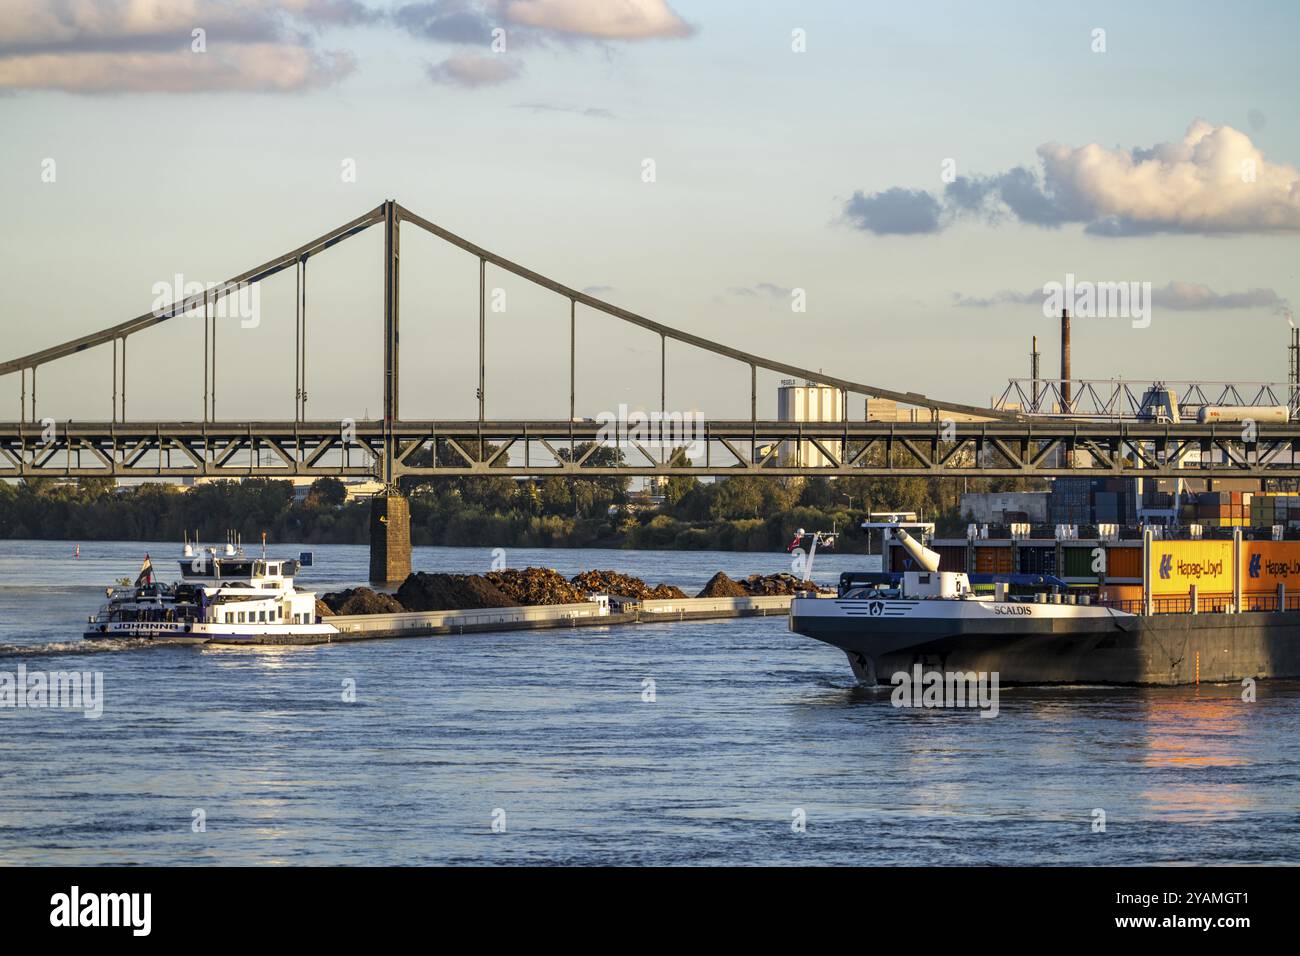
[1,540,1295,865]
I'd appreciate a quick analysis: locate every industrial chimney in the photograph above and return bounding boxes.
[1030,335,1040,411]
[1060,308,1071,412]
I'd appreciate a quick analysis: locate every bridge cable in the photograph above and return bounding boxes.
[203,291,209,424]
[300,255,308,420]
[478,258,486,424]
[569,298,575,461]
[294,260,301,423]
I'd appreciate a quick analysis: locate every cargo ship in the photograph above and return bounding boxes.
[789,525,1300,686]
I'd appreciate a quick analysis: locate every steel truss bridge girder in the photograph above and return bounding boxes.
[2,420,1299,479]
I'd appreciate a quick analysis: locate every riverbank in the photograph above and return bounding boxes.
[0,474,988,550]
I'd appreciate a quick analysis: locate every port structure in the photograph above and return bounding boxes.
[995,377,1300,420]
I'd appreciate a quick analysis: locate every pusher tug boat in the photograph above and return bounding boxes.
[788,526,1300,686]
[85,536,339,645]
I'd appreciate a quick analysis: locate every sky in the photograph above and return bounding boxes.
[1,0,1298,426]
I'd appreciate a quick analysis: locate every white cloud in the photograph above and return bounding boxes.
[1042,121,1300,235]
[849,121,1300,237]
[0,45,354,93]
[502,0,693,40]
[0,0,363,93]
[426,52,521,86]
[954,281,1288,313]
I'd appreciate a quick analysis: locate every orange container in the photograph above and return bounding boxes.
[1240,540,1300,590]
[1098,584,1143,604]
[1105,545,1142,579]
[974,546,1014,574]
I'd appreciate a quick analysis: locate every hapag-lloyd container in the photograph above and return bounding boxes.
[1145,539,1233,596]
[1241,540,1300,594]
[1144,537,1300,602]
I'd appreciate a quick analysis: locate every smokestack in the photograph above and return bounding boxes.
[1289,324,1298,420]
[1030,335,1040,411]
[1060,308,1071,412]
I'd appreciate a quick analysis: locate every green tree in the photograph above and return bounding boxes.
[306,476,347,507]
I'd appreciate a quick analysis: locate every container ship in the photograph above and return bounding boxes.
[789,521,1300,686]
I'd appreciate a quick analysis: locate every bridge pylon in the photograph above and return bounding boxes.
[369,487,411,584]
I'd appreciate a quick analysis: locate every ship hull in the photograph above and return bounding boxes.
[84,622,338,645]
[790,598,1300,685]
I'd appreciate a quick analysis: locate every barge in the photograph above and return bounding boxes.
[790,526,1300,686]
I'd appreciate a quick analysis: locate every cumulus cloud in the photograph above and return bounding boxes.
[0,45,354,94]
[502,0,692,40]
[954,281,1289,313]
[847,121,1300,237]
[0,0,365,93]
[843,187,942,235]
[1153,281,1288,312]
[425,52,521,86]
[395,1,497,45]
[393,0,692,48]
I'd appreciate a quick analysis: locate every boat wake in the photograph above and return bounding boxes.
[0,638,164,657]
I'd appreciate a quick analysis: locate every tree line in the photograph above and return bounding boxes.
[0,464,1042,551]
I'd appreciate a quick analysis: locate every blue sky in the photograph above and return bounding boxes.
[1,0,1297,424]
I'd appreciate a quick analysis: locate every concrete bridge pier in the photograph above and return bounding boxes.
[369,491,411,584]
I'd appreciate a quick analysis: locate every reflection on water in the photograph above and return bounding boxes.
[1,540,1298,865]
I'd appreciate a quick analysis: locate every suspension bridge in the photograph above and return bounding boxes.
[3,199,1298,579]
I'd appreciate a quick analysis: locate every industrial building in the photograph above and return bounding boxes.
[777,380,842,467]
[959,491,1049,525]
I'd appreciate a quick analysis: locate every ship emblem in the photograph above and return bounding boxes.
[869,601,885,616]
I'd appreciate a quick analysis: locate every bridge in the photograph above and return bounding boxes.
[4,200,1298,579]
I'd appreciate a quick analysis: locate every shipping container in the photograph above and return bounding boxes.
[1062,545,1098,578]
[1097,583,1143,607]
[1146,540,1234,596]
[1240,540,1300,591]
[888,544,968,573]
[1018,545,1057,574]
[974,545,1014,574]
[1106,545,1143,579]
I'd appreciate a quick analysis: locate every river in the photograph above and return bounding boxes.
[1,539,1296,865]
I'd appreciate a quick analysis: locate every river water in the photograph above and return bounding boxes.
[1,539,1296,865]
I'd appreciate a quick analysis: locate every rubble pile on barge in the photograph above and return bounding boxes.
[570,570,685,600]
[485,567,586,605]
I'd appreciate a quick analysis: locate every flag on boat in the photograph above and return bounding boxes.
[134,554,153,586]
